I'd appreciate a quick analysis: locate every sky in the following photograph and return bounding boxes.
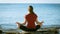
[0,3,60,26]
[0,0,60,3]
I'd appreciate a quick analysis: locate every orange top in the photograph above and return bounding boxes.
[25,14,37,29]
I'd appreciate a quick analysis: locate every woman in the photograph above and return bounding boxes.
[16,6,44,31]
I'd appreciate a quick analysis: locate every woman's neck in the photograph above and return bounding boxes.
[29,11,34,14]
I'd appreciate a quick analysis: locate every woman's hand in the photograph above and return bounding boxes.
[16,22,20,25]
[16,22,21,28]
[41,20,44,23]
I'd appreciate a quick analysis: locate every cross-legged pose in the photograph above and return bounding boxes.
[16,6,44,31]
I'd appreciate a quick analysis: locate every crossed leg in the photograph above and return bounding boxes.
[16,22,43,31]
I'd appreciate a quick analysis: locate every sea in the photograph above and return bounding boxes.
[0,3,60,34]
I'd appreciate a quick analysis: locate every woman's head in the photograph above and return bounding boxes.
[28,5,34,14]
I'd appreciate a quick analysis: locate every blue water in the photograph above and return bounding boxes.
[0,3,60,26]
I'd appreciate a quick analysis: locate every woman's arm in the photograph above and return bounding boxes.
[35,18,44,25]
[16,19,27,25]
[22,20,27,25]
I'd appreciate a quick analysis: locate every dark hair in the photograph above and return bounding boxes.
[29,5,34,14]
[29,6,33,10]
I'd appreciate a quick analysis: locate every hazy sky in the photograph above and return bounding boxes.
[0,0,60,3]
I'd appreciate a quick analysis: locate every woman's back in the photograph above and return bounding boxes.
[26,14,37,29]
